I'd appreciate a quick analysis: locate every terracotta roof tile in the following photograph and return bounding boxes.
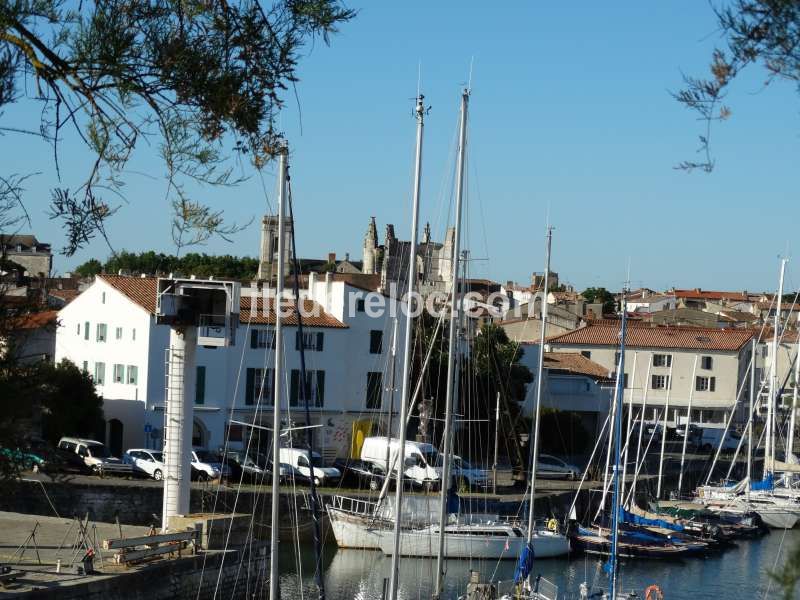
[99,275,346,329]
[49,289,82,304]
[672,289,748,302]
[10,309,58,330]
[547,322,754,352]
[543,352,613,381]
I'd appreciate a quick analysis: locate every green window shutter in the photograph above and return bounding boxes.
[196,366,206,405]
[251,330,258,349]
[316,332,324,351]
[245,369,255,406]
[316,371,325,407]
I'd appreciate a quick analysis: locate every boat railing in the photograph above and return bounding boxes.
[328,494,379,516]
[494,576,559,600]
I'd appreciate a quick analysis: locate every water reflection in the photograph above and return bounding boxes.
[277,530,799,599]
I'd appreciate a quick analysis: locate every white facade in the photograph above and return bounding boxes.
[55,275,405,461]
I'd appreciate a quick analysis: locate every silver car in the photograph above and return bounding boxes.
[537,454,580,480]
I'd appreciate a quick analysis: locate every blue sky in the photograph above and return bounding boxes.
[4,1,799,293]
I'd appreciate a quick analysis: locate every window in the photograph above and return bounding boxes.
[296,331,323,351]
[245,368,275,406]
[115,327,123,340]
[101,292,106,304]
[614,352,621,366]
[290,369,325,407]
[696,376,716,392]
[701,356,713,370]
[127,365,138,385]
[84,321,90,340]
[94,362,105,384]
[366,371,383,409]
[82,361,88,373]
[113,364,124,383]
[581,350,591,359]
[623,373,629,388]
[251,329,276,349]
[76,323,80,335]
[196,366,206,405]
[651,374,671,390]
[132,328,136,341]
[370,330,383,354]
[96,323,107,342]
[653,354,672,367]
[356,298,365,312]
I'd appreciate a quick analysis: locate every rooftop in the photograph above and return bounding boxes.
[672,288,749,302]
[547,322,755,352]
[543,352,613,381]
[98,275,347,329]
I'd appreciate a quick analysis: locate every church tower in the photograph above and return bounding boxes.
[257,214,293,281]
[362,216,378,274]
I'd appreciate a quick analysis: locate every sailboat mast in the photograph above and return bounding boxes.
[630,356,652,503]
[677,356,699,497]
[387,93,426,600]
[269,147,288,600]
[385,318,398,472]
[433,88,469,600]
[526,226,553,547]
[748,338,755,503]
[609,291,629,599]
[619,352,638,506]
[767,258,787,474]
[656,359,674,500]
[789,333,800,465]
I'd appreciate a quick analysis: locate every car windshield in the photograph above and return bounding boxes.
[194,450,216,462]
[87,444,110,458]
[151,452,163,462]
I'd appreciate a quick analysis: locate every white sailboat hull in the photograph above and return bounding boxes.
[327,506,386,549]
[376,527,569,559]
[757,509,799,529]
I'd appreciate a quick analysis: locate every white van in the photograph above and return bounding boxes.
[57,437,132,475]
[360,437,441,489]
[697,427,741,453]
[278,448,340,486]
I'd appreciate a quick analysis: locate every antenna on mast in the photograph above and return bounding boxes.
[467,56,475,92]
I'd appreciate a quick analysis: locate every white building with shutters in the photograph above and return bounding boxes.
[55,273,405,461]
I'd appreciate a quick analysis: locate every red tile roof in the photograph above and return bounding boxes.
[547,322,754,352]
[543,352,613,381]
[672,289,748,302]
[99,275,346,329]
[49,289,82,304]
[9,309,58,330]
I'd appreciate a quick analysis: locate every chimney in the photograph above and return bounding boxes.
[328,252,336,264]
[345,253,350,262]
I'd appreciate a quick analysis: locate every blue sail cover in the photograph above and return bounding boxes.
[751,473,774,491]
[513,542,535,584]
[621,508,684,532]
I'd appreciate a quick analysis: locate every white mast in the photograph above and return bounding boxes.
[269,147,288,600]
[748,339,755,503]
[767,258,787,474]
[789,334,800,466]
[525,227,552,551]
[619,352,638,506]
[656,359,674,500]
[677,356,699,497]
[387,93,426,600]
[630,355,652,504]
[434,88,469,600]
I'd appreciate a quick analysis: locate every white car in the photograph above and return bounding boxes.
[57,437,132,475]
[279,447,340,486]
[537,454,580,480]
[124,448,165,480]
[191,449,231,481]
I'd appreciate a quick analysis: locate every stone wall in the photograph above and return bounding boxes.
[20,546,270,600]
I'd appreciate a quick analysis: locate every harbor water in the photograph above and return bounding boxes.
[277,529,799,599]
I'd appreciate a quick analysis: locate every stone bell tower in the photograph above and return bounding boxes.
[362,216,378,275]
[257,214,293,281]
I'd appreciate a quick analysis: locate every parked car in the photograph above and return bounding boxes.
[695,427,742,453]
[279,447,340,487]
[360,437,441,489]
[190,449,231,481]
[536,454,580,480]
[57,437,132,476]
[333,457,388,491]
[23,437,91,474]
[447,455,490,490]
[123,449,165,480]
[223,450,268,483]
[0,447,46,472]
